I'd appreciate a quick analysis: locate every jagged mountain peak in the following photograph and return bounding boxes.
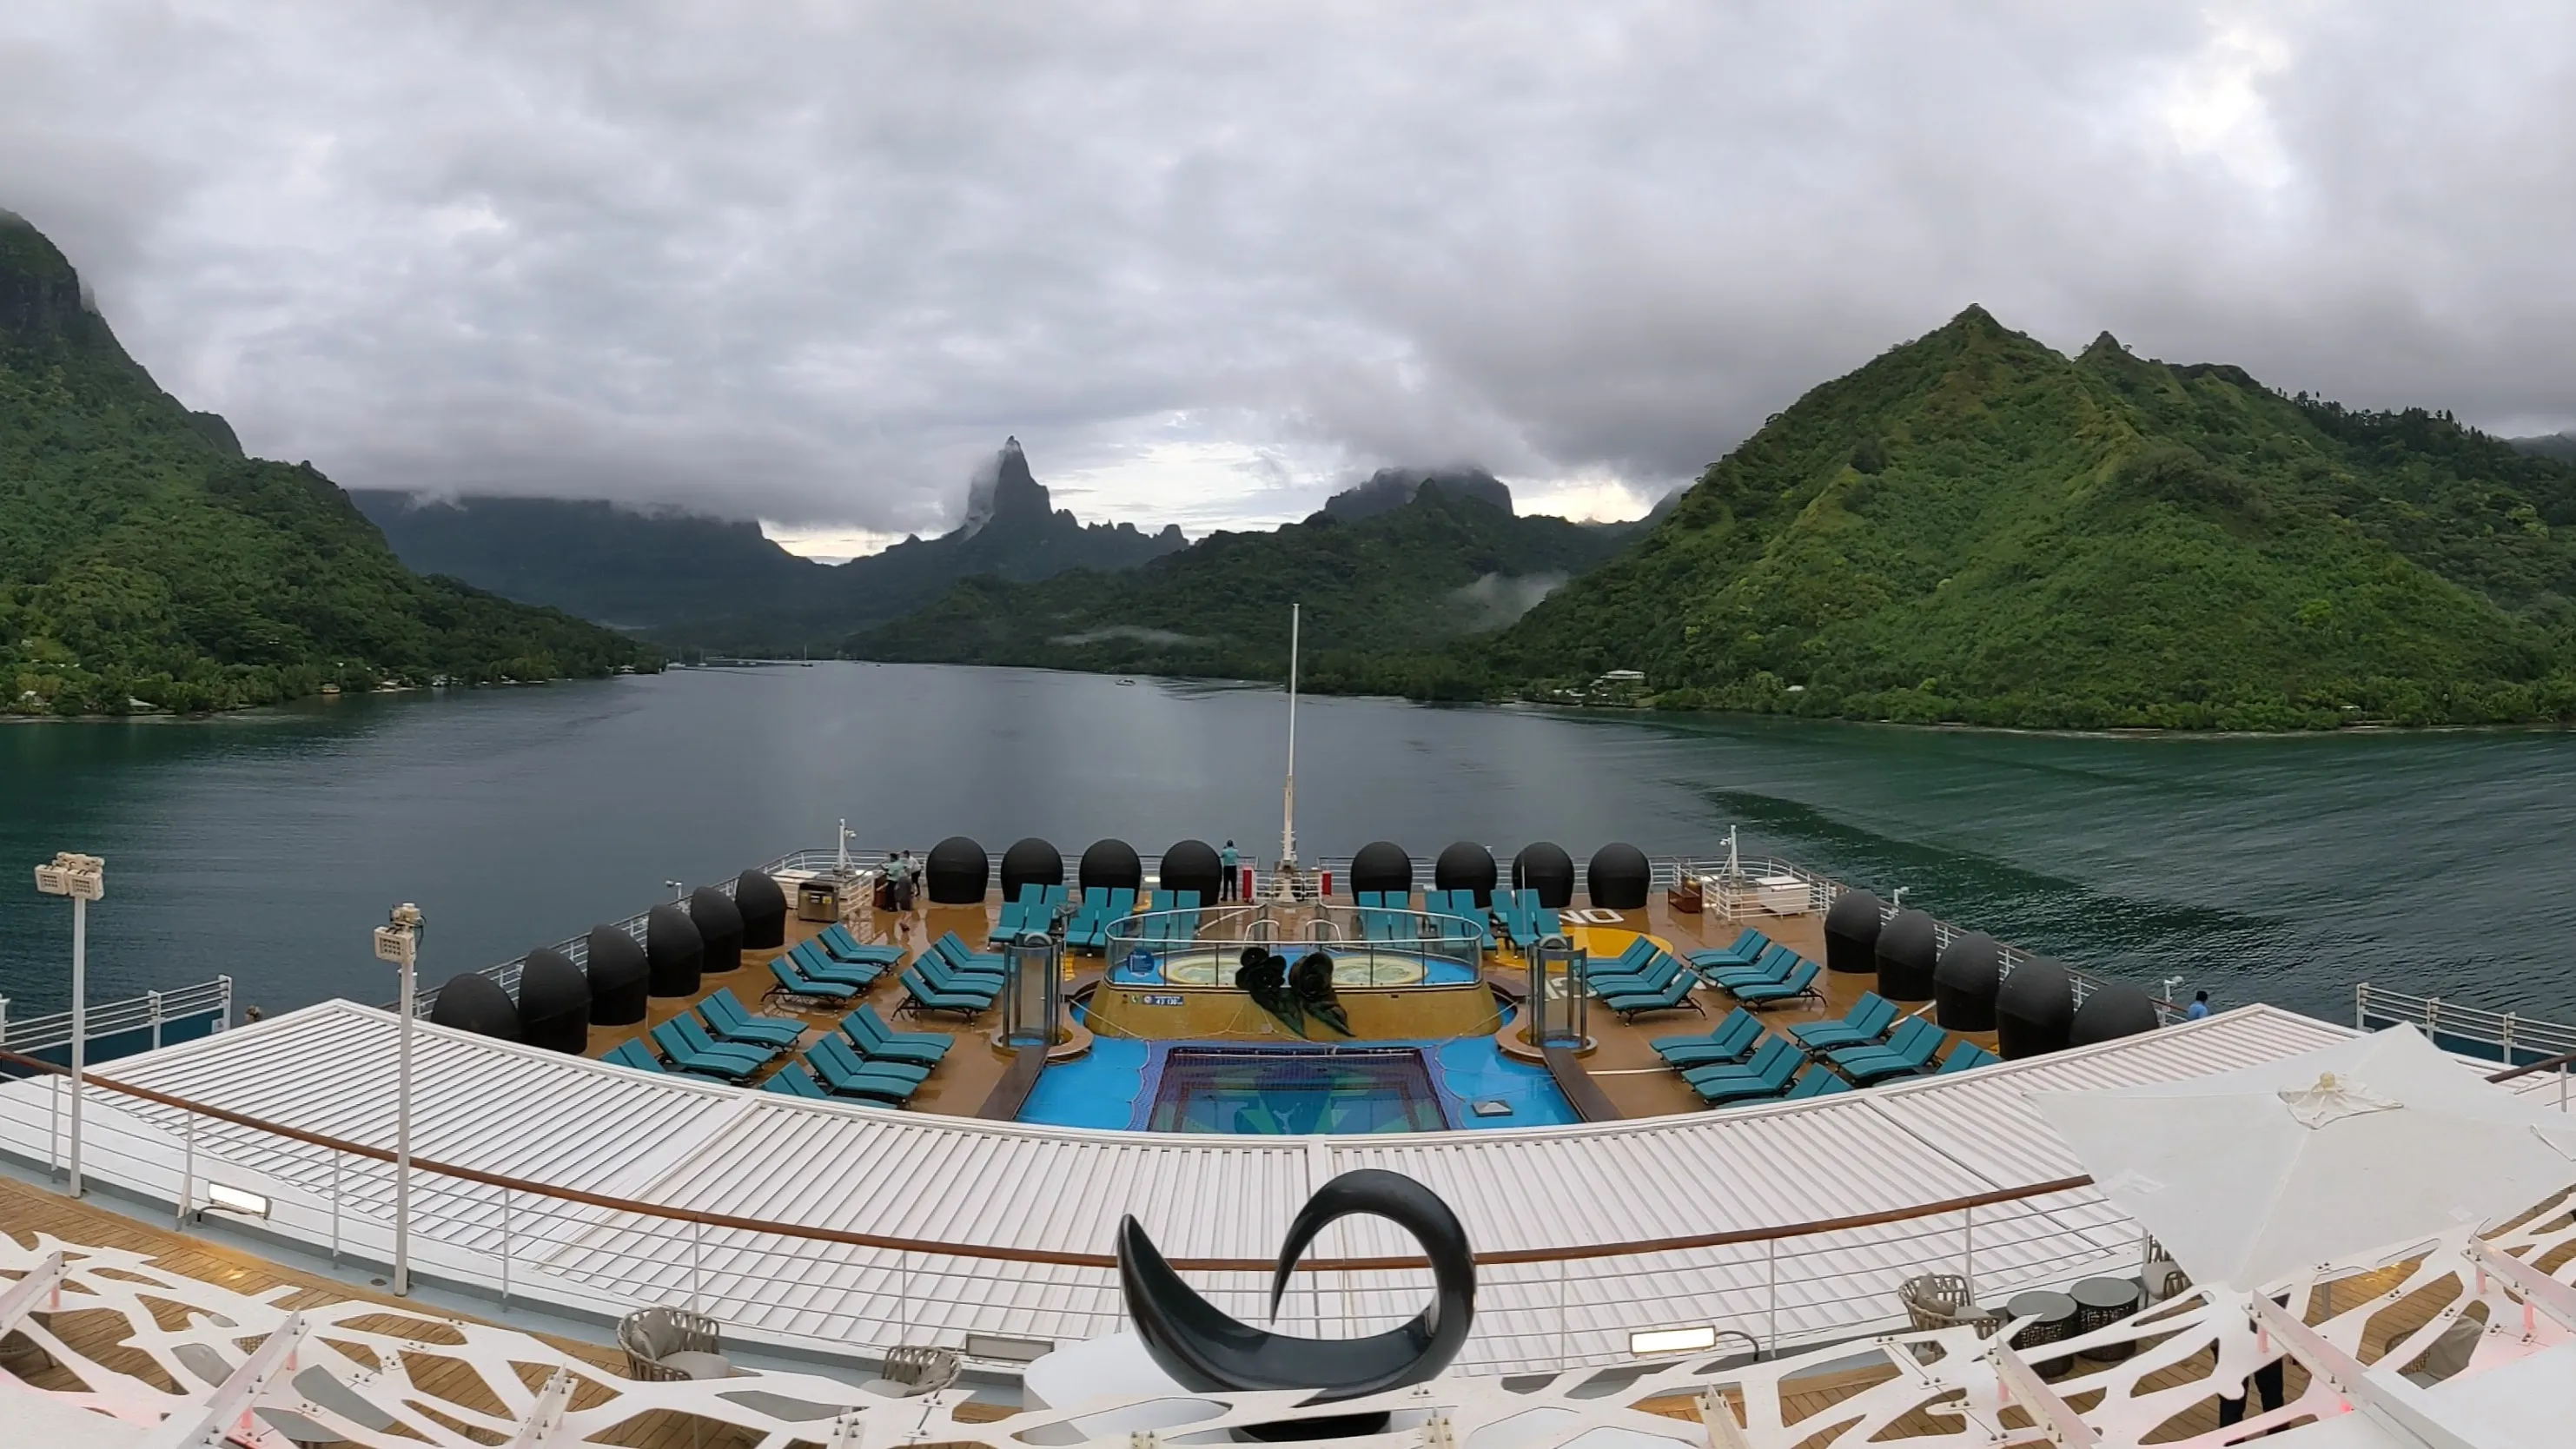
[962,435,1054,536]
[1325,465,1513,521]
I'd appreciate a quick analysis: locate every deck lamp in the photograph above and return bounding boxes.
[373,902,425,1295]
[1627,1324,1719,1357]
[32,851,103,1197]
[200,1181,273,1221]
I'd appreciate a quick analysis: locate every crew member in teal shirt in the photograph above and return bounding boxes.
[1220,840,1239,899]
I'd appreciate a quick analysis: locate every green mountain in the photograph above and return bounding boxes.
[1492,307,2576,729]
[353,436,1185,652]
[851,479,1634,697]
[2510,432,2576,466]
[0,211,654,715]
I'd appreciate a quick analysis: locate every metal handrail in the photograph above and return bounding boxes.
[2355,984,2576,1066]
[0,977,233,1055]
[0,1046,2096,1273]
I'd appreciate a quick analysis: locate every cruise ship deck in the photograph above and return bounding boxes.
[568,868,1983,1126]
[3,844,2570,1448]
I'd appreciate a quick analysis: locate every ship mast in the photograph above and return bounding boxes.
[1279,603,1300,873]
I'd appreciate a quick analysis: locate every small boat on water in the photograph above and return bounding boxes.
[1117,677,1136,685]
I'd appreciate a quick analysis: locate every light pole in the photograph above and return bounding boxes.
[372,903,425,1296]
[33,852,104,1198]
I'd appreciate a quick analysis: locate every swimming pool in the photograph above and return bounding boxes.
[1016,1006,1580,1134]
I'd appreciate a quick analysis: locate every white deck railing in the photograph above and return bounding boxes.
[3,1054,2136,1376]
[2354,983,2576,1066]
[0,976,232,1060]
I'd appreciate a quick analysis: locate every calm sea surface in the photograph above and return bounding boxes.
[3,662,2573,1025]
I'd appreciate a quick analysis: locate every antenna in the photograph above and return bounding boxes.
[1280,603,1300,871]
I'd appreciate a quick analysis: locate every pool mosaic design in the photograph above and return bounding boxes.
[1139,1045,1452,1134]
[1015,1004,1582,1134]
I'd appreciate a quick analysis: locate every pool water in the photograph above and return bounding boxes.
[1016,1003,1582,1134]
[1145,1047,1448,1134]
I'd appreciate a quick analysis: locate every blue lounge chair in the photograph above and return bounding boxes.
[1783,1067,1852,1100]
[1601,970,1705,1022]
[1788,994,1900,1051]
[1652,1009,1765,1069]
[930,932,1007,975]
[914,952,1003,999]
[650,1018,771,1081]
[1935,1042,2001,1075]
[699,988,806,1049]
[1687,1039,1804,1105]
[1683,1035,1799,1088]
[816,923,904,964]
[1686,929,1769,970]
[787,938,884,988]
[602,1039,664,1073]
[1702,943,1800,990]
[897,968,991,1020]
[812,1032,931,1085]
[841,1004,951,1067]
[1591,950,1688,998]
[1829,1017,1946,1082]
[767,957,861,1005]
[763,1062,831,1097]
[1732,961,1823,1009]
[805,1036,924,1102]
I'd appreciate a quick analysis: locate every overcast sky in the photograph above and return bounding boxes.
[6,3,2573,552]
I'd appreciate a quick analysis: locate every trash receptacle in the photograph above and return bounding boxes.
[797,881,840,923]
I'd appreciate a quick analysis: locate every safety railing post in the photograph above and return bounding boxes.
[328,1153,341,1266]
[1961,1206,1976,1294]
[1556,1257,1567,1366]
[691,1220,704,1313]
[2354,983,2368,1031]
[177,1108,195,1228]
[2501,1013,2517,1066]
[149,990,162,1050]
[1765,1239,1778,1359]
[500,1187,513,1309]
[45,1073,57,1178]
[218,976,232,1031]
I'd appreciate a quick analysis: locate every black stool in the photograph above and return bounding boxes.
[2070,1276,2142,1360]
[2006,1290,2080,1376]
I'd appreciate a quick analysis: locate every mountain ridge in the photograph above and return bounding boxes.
[1491,306,2576,728]
[356,435,1186,652]
[1,211,654,714]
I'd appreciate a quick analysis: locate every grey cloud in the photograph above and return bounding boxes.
[3,2,2571,536]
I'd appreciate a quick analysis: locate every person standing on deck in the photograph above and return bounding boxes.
[2185,989,2211,1021]
[1220,840,1239,900]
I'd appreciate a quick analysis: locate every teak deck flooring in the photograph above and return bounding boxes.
[582,878,1985,1128]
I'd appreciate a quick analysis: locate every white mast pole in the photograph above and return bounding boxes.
[1281,604,1300,872]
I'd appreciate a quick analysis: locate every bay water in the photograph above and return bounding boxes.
[3,662,2572,1027]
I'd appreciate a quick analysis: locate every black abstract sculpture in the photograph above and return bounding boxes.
[1237,947,1303,1036]
[1119,1168,1475,1433]
[1289,950,1353,1037]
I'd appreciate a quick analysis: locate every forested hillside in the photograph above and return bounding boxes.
[853,483,1632,695]
[1,212,653,715]
[355,436,1185,653]
[1493,308,2576,729]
